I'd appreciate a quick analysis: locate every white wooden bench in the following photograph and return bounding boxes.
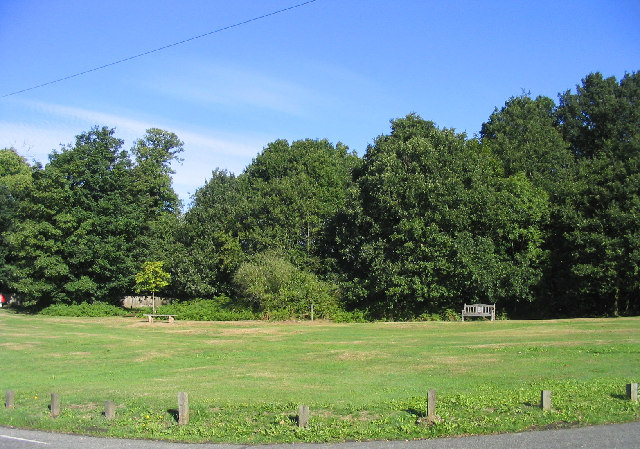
[461,304,495,321]
[143,314,177,323]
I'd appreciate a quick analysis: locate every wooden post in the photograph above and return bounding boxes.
[541,390,552,411]
[5,390,14,409]
[627,383,638,402]
[427,389,436,420]
[178,392,189,425]
[311,304,314,321]
[105,401,116,419]
[297,404,309,428]
[50,393,60,418]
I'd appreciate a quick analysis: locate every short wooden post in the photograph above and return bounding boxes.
[50,393,60,418]
[297,404,309,428]
[105,401,116,419]
[541,390,551,411]
[178,392,189,425]
[427,389,436,420]
[310,304,314,321]
[627,383,638,402]
[5,390,15,409]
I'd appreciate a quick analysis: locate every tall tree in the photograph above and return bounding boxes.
[334,114,549,318]
[0,148,34,291]
[130,128,184,263]
[5,127,136,305]
[242,138,359,269]
[554,72,640,315]
[4,127,185,307]
[480,94,576,316]
[481,94,573,194]
[171,169,246,299]
[173,139,358,299]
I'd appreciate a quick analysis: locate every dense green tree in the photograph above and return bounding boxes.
[5,127,136,305]
[129,128,184,264]
[242,139,358,269]
[171,170,246,299]
[4,127,184,307]
[0,148,34,291]
[557,72,640,159]
[480,94,577,316]
[333,115,549,318]
[554,72,640,315]
[173,139,358,299]
[481,94,574,194]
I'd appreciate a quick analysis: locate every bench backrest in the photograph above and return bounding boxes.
[463,304,494,314]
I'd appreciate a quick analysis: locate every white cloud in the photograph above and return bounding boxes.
[145,61,338,116]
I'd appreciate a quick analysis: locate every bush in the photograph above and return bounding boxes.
[417,312,443,321]
[233,252,343,320]
[155,297,257,321]
[440,308,461,321]
[39,301,129,317]
[330,309,370,323]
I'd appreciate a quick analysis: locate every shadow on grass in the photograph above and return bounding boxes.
[404,408,426,418]
[167,408,179,422]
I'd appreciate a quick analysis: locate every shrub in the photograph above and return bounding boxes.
[39,301,129,317]
[440,308,461,321]
[233,252,343,320]
[155,297,257,321]
[330,309,370,323]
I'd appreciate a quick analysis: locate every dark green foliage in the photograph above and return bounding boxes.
[130,129,184,263]
[333,115,549,319]
[241,139,358,269]
[4,70,639,319]
[4,127,183,307]
[481,94,574,194]
[173,139,358,299]
[171,170,246,299]
[0,148,33,291]
[4,127,134,305]
[480,94,576,316]
[553,72,640,316]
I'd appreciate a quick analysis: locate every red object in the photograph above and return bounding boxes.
[0,294,5,303]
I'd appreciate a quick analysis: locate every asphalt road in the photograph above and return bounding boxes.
[1,422,639,449]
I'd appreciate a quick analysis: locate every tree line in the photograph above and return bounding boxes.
[1,71,639,319]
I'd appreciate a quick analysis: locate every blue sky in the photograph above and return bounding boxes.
[1,0,638,205]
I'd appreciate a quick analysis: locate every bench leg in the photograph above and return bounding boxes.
[147,315,153,323]
[169,316,174,323]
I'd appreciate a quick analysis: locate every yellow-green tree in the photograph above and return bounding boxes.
[135,261,171,313]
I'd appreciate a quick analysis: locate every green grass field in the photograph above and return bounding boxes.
[1,310,639,443]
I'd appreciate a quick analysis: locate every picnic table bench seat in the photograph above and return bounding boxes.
[143,314,177,323]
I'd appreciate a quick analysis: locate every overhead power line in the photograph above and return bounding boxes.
[2,0,317,98]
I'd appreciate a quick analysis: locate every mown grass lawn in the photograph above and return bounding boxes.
[1,310,639,443]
